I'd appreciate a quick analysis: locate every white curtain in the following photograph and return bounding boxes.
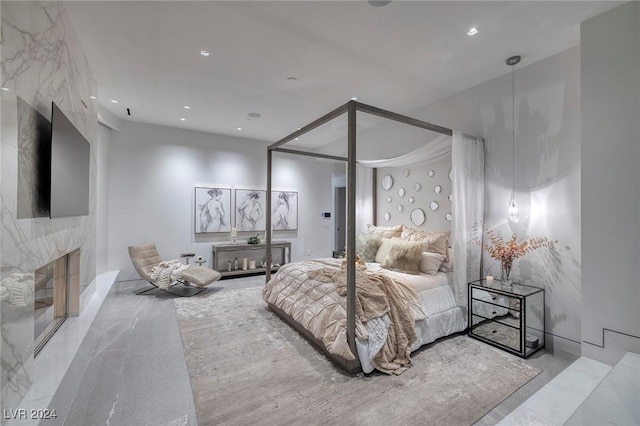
[353,131,483,311]
[355,165,374,235]
[451,131,484,309]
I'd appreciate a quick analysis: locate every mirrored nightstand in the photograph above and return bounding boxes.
[468,279,545,358]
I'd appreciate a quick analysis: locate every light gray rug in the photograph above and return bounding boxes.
[175,287,541,426]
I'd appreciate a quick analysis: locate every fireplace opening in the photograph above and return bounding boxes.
[34,249,79,356]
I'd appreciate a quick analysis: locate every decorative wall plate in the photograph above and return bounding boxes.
[386,196,392,203]
[434,185,442,194]
[397,205,404,212]
[408,196,415,204]
[448,194,453,202]
[449,168,453,182]
[445,213,452,222]
[403,169,410,177]
[429,201,439,211]
[381,174,394,190]
[384,212,391,221]
[398,187,406,197]
[428,170,435,177]
[414,183,421,192]
[410,208,426,226]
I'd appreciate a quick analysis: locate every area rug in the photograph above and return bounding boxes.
[175,287,541,426]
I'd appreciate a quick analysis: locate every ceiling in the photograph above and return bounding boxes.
[64,1,620,143]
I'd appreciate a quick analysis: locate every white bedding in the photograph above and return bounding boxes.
[357,264,466,373]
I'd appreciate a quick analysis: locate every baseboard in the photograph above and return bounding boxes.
[545,332,581,357]
[582,329,640,365]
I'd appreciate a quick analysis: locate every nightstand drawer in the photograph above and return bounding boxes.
[470,316,521,353]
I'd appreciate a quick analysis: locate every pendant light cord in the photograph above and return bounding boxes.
[512,64,515,197]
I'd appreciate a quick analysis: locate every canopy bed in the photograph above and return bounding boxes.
[263,101,485,374]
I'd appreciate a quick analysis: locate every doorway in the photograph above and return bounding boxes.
[334,186,346,251]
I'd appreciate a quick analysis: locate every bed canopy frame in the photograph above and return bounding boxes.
[265,100,478,373]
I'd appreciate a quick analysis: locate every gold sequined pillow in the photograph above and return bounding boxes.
[401,226,450,259]
[367,224,403,239]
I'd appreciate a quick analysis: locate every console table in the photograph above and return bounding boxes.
[211,241,291,278]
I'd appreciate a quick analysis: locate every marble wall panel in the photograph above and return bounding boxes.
[1,2,97,417]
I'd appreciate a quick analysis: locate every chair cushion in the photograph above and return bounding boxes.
[182,266,222,288]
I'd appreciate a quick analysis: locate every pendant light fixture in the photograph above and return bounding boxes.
[507,55,521,223]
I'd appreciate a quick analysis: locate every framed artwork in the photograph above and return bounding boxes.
[194,187,231,234]
[271,190,298,231]
[235,189,266,232]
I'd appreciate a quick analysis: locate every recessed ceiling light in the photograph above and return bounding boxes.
[286,77,298,83]
[248,112,261,118]
[467,27,479,36]
[89,95,96,99]
[200,50,210,57]
[237,127,242,131]
[110,99,118,104]
[1,87,10,92]
[184,105,190,109]
[180,118,186,121]
[368,0,391,7]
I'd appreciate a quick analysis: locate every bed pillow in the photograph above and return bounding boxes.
[367,224,403,239]
[382,239,425,275]
[356,233,382,262]
[400,226,449,259]
[374,237,397,264]
[419,252,446,275]
[439,247,454,272]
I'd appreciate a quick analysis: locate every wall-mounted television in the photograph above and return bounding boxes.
[17,97,52,219]
[50,102,90,218]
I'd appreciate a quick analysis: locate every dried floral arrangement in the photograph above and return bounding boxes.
[476,225,556,281]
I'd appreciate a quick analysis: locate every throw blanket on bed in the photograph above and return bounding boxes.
[151,260,189,289]
[311,267,421,375]
[262,258,426,375]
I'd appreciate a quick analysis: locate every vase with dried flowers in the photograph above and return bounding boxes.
[476,225,556,284]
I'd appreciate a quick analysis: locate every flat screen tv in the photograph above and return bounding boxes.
[50,102,90,218]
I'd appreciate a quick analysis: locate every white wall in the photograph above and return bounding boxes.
[404,48,583,353]
[581,1,640,364]
[107,121,340,280]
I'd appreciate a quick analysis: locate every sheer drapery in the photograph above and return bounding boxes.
[354,131,483,310]
[451,131,484,308]
[355,165,374,235]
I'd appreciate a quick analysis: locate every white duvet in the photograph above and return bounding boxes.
[263,258,467,374]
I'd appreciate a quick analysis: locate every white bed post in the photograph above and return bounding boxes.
[346,101,357,360]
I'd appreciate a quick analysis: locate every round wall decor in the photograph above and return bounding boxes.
[381,174,394,190]
[410,208,426,226]
[445,213,453,222]
[397,205,404,212]
[408,196,415,204]
[384,212,391,221]
[414,183,421,192]
[448,168,453,182]
[428,170,435,177]
[398,187,406,197]
[434,185,442,194]
[429,201,439,211]
[403,169,410,177]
